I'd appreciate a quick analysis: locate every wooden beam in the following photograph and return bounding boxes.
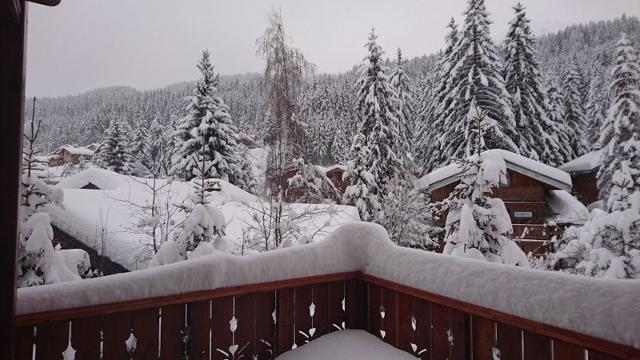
[28,0,60,6]
[0,0,26,358]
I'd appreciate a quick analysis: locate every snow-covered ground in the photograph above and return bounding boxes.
[50,168,359,270]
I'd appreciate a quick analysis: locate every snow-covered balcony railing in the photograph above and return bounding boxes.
[15,223,640,359]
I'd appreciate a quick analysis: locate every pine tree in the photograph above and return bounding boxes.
[172,50,254,192]
[417,18,459,173]
[545,86,574,165]
[431,106,528,266]
[431,0,518,168]
[390,48,417,167]
[585,71,610,150]
[503,3,563,164]
[561,59,589,158]
[598,33,640,202]
[96,117,133,174]
[344,29,404,221]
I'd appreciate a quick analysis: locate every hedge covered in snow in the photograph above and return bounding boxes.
[17,222,640,348]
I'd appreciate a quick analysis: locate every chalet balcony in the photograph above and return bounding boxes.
[15,223,640,359]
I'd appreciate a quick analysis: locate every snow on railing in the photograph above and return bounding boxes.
[16,222,640,358]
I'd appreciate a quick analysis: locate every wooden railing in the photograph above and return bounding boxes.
[15,272,639,360]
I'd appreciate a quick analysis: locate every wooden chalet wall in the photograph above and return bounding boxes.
[571,171,599,206]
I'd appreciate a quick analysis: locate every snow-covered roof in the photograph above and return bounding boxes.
[546,190,589,224]
[57,168,125,190]
[49,145,95,156]
[417,149,572,191]
[559,150,601,174]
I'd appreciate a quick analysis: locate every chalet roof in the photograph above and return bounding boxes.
[417,149,572,192]
[559,150,601,175]
[317,164,347,173]
[49,144,94,156]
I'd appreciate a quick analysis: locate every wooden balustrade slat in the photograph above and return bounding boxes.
[293,285,313,347]
[276,288,294,355]
[211,297,233,360]
[554,340,585,360]
[589,350,623,360]
[450,308,468,359]
[327,281,346,331]
[431,302,451,360]
[71,316,102,360]
[235,294,256,358]
[131,307,159,360]
[159,304,185,360]
[497,322,523,360]
[415,298,431,360]
[14,326,34,360]
[311,282,329,338]
[368,283,383,339]
[382,287,398,347]
[346,278,367,330]
[396,292,414,355]
[102,312,130,359]
[523,331,551,360]
[254,291,276,360]
[188,301,210,360]
[471,316,495,360]
[35,321,69,360]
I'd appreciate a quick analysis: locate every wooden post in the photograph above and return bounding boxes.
[0,0,27,358]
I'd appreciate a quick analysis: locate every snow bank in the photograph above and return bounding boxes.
[276,330,417,360]
[50,169,355,270]
[559,150,602,174]
[417,149,572,190]
[16,222,640,349]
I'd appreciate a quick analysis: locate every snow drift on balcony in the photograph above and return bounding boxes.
[16,222,640,349]
[276,330,417,360]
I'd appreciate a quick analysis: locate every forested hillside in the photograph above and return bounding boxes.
[27,15,640,168]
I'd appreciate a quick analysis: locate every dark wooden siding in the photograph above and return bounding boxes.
[570,171,599,206]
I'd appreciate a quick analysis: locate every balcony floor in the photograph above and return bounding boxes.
[276,329,418,360]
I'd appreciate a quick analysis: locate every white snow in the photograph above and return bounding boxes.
[276,330,417,360]
[16,222,640,349]
[49,145,95,157]
[546,190,589,224]
[559,150,602,174]
[417,149,572,191]
[50,168,358,270]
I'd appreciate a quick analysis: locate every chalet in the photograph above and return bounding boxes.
[47,144,95,166]
[559,150,601,207]
[419,149,587,254]
[268,163,350,204]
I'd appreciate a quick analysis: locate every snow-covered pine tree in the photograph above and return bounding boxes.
[390,48,417,168]
[142,118,172,177]
[344,29,404,221]
[96,117,133,174]
[431,0,518,169]
[545,86,574,164]
[172,50,254,192]
[561,59,589,158]
[551,35,640,279]
[585,69,611,150]
[598,33,640,201]
[417,18,459,173]
[503,3,563,165]
[431,104,528,266]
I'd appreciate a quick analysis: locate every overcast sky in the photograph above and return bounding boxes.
[26,0,639,97]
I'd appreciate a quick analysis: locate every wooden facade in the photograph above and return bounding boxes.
[570,171,599,206]
[430,169,565,253]
[14,272,639,359]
